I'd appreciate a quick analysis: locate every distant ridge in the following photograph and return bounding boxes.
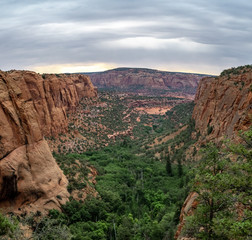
[79,67,215,77]
[79,67,213,94]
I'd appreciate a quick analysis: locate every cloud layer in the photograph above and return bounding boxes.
[0,0,251,74]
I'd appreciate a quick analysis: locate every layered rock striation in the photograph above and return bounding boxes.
[0,70,97,213]
[87,68,211,94]
[192,67,252,142]
[175,66,252,239]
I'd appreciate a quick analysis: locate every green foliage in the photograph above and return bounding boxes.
[177,159,183,177]
[184,129,252,239]
[0,213,17,237]
[165,154,173,176]
[220,65,252,77]
[54,154,89,193]
[165,102,195,126]
[32,218,72,240]
[0,213,21,239]
[49,143,191,239]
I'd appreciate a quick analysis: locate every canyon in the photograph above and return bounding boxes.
[0,65,251,239]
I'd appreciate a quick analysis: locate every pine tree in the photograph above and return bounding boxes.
[183,129,252,239]
[177,158,183,177]
[165,154,173,176]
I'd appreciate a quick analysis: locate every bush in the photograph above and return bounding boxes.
[0,213,18,238]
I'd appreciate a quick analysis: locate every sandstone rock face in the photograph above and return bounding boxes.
[175,67,252,239]
[0,70,97,213]
[87,68,210,94]
[192,69,252,142]
[174,192,199,240]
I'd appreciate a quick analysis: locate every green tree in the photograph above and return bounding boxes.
[32,218,72,240]
[117,214,135,240]
[184,129,252,239]
[165,154,173,176]
[0,213,19,239]
[177,158,183,177]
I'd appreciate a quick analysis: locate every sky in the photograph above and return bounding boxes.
[0,0,251,75]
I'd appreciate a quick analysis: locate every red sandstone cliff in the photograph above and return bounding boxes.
[87,68,210,94]
[0,70,97,213]
[175,66,252,239]
[192,67,252,143]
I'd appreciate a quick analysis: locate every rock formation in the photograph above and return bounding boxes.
[192,66,252,143]
[86,68,211,94]
[174,192,199,240]
[175,66,252,239]
[0,70,97,213]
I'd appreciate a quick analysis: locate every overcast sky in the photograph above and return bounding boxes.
[0,0,251,74]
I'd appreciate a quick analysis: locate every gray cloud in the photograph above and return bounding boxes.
[0,0,251,74]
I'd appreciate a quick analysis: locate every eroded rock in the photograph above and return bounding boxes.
[0,70,97,213]
[192,69,252,142]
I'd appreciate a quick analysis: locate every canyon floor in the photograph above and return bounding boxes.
[42,88,198,240]
[47,90,194,155]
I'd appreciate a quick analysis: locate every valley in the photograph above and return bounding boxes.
[0,65,251,240]
[46,90,193,154]
[42,89,198,240]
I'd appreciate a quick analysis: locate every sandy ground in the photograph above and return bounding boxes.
[135,106,172,115]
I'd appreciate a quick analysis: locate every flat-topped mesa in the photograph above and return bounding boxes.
[192,66,252,143]
[87,68,210,94]
[0,70,97,213]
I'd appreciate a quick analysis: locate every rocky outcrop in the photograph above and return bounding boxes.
[174,192,199,240]
[0,70,97,213]
[192,67,252,142]
[87,68,211,94]
[175,66,252,239]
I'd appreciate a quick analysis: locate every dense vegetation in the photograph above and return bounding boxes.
[0,92,197,240]
[0,143,191,240]
[220,64,252,77]
[2,129,251,240]
[51,102,198,240]
[184,129,252,239]
[49,144,191,240]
